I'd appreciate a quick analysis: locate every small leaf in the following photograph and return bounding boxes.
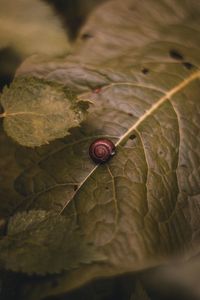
[0,77,89,147]
[0,210,105,274]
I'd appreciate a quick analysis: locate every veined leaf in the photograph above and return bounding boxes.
[0,77,89,147]
[1,0,200,297]
[0,210,105,274]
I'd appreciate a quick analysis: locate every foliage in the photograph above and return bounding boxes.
[0,77,89,147]
[0,0,200,299]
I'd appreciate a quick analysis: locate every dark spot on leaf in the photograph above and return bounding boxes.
[128,113,133,117]
[142,68,149,75]
[182,62,194,70]
[180,164,188,168]
[78,101,90,110]
[129,134,136,140]
[74,185,78,191]
[81,32,93,40]
[169,49,184,60]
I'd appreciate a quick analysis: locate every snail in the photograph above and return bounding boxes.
[89,138,115,163]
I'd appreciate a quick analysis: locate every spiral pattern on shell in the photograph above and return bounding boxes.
[89,139,115,163]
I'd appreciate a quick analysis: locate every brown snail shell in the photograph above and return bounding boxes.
[89,138,115,163]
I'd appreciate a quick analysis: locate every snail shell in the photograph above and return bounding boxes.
[89,138,115,163]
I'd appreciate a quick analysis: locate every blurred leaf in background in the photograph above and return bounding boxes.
[0,0,69,56]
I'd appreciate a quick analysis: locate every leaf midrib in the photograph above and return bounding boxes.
[59,70,200,214]
[116,70,200,146]
[0,111,46,118]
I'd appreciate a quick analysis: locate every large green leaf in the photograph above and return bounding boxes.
[1,0,200,298]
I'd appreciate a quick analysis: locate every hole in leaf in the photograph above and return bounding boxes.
[182,62,194,70]
[73,185,78,191]
[169,49,184,60]
[142,68,149,74]
[78,101,90,110]
[129,134,136,140]
[81,32,93,40]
